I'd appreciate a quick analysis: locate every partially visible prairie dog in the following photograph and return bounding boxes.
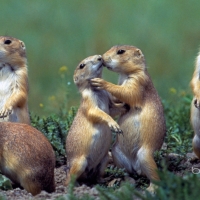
[0,36,30,124]
[190,52,200,159]
[91,45,166,183]
[65,55,122,185]
[0,122,55,196]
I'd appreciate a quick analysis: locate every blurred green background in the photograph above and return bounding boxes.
[1,0,199,116]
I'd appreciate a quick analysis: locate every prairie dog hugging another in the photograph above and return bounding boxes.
[65,55,122,185]
[0,36,30,124]
[0,122,55,195]
[190,52,200,159]
[91,45,166,183]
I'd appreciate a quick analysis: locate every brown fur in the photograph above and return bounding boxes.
[0,36,29,124]
[91,45,166,182]
[65,55,122,185]
[190,52,200,159]
[0,122,55,195]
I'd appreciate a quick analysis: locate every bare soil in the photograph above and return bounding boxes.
[0,152,199,200]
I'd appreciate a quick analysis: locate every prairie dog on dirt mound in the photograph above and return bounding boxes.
[65,55,122,185]
[91,45,166,183]
[190,52,200,159]
[0,36,30,124]
[0,122,55,195]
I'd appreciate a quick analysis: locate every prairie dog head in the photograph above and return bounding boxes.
[0,36,27,66]
[102,45,146,74]
[74,55,103,91]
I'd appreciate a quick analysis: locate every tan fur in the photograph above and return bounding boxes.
[0,36,30,124]
[91,45,166,182]
[65,55,122,185]
[0,122,55,195]
[190,52,200,159]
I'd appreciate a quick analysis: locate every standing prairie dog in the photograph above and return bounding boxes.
[65,55,122,185]
[190,52,200,159]
[91,45,166,182]
[0,122,55,195]
[0,36,30,124]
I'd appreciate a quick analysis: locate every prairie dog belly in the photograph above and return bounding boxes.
[84,125,111,171]
[86,91,111,167]
[0,69,18,122]
[0,67,17,105]
[191,98,200,136]
[117,108,141,155]
[66,115,111,162]
[0,81,13,108]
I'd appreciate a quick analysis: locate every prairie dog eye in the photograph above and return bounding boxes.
[4,40,12,45]
[79,63,85,69]
[117,49,125,54]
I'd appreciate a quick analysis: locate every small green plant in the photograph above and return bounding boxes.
[31,106,77,166]
[96,169,200,200]
[0,175,12,190]
[133,169,200,200]
[162,93,193,154]
[0,194,6,200]
[105,166,128,179]
[154,92,193,171]
[31,114,66,165]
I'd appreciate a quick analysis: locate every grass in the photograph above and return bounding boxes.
[56,90,197,199]
[53,90,196,199]
[0,89,197,199]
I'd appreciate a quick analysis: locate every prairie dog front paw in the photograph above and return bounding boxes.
[0,106,12,118]
[90,78,106,90]
[108,120,123,135]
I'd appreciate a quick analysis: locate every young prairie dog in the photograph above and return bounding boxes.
[190,52,200,159]
[91,45,166,183]
[65,55,122,185]
[0,36,30,124]
[0,122,55,195]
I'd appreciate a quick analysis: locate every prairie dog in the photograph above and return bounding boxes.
[190,52,200,159]
[65,55,122,185]
[0,122,55,195]
[0,36,30,124]
[91,45,166,182]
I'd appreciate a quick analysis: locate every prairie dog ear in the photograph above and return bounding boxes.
[20,41,26,50]
[134,49,143,58]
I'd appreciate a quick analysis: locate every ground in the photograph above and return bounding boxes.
[0,165,100,200]
[0,152,199,200]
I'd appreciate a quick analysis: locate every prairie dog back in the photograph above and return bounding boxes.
[0,36,29,124]
[65,55,122,185]
[0,122,55,196]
